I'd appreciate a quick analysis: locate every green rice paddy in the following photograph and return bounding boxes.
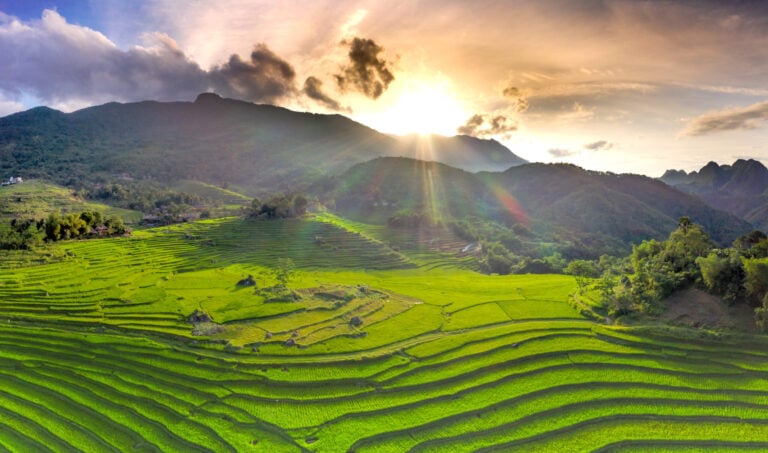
[1,214,767,451]
[0,180,142,224]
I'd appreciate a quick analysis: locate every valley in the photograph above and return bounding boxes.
[1,209,768,451]
[4,1,768,450]
[1,97,768,451]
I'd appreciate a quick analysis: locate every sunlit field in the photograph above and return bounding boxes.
[1,215,767,451]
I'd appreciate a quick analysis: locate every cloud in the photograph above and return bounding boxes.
[556,102,594,122]
[335,37,394,99]
[303,76,348,111]
[501,85,529,112]
[0,10,297,110]
[457,114,484,135]
[457,113,517,139]
[210,44,296,103]
[682,100,768,136]
[531,82,656,99]
[548,148,575,158]
[584,140,614,151]
[0,95,24,117]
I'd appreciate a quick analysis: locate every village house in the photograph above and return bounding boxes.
[1,176,23,186]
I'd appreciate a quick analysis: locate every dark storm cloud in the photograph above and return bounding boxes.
[335,37,394,99]
[0,10,297,109]
[457,113,517,138]
[683,100,768,136]
[303,76,348,111]
[210,44,297,102]
[584,140,614,151]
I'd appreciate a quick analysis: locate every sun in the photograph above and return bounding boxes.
[358,81,469,137]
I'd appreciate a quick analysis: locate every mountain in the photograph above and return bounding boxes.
[329,157,503,224]
[0,93,525,194]
[393,134,526,172]
[330,158,752,256]
[660,159,768,229]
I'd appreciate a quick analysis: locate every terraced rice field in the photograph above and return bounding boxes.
[0,180,142,223]
[1,215,767,451]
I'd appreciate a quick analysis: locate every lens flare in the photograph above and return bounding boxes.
[490,185,529,226]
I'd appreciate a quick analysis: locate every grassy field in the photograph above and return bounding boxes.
[1,214,767,451]
[0,179,142,224]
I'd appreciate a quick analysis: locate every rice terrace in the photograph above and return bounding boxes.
[1,207,768,451]
[4,1,768,451]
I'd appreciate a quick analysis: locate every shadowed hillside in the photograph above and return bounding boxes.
[330,158,752,256]
[661,159,768,229]
[0,94,524,194]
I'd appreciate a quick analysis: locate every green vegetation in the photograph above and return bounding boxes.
[0,211,766,451]
[573,219,768,333]
[0,179,141,224]
[1,207,128,250]
[248,192,308,219]
[5,93,768,450]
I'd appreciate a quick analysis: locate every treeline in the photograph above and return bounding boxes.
[387,211,626,275]
[574,217,768,331]
[0,210,128,250]
[78,182,204,220]
[449,217,572,275]
[248,193,308,219]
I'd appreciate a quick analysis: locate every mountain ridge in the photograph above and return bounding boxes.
[660,159,768,229]
[0,93,525,193]
[331,157,751,257]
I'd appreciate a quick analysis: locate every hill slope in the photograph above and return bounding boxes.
[330,158,751,255]
[0,94,525,194]
[660,159,768,229]
[1,218,767,451]
[0,179,141,223]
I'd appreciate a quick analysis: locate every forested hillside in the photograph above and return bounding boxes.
[329,158,751,260]
[0,94,525,194]
[661,159,768,229]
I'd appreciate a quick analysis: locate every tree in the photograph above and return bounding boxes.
[45,212,61,241]
[105,215,127,235]
[249,193,308,219]
[80,210,103,228]
[734,230,768,251]
[564,259,598,292]
[696,250,744,304]
[743,258,768,304]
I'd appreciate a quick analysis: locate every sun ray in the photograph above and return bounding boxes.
[356,79,468,136]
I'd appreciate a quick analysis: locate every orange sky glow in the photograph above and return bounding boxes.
[2,0,768,176]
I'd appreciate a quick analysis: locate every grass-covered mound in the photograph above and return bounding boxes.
[1,214,767,451]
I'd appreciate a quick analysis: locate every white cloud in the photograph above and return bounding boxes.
[584,140,615,151]
[548,148,575,158]
[0,97,24,117]
[682,100,768,137]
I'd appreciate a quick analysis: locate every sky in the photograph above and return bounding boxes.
[1,0,768,176]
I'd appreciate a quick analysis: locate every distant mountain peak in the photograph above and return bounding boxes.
[659,158,768,229]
